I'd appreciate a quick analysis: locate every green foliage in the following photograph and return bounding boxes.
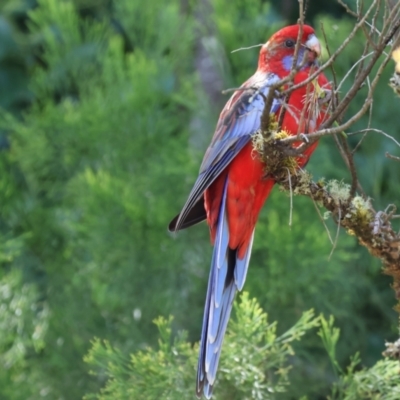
[0,10,31,114]
[85,293,320,400]
[319,315,343,375]
[332,359,400,400]
[85,294,400,400]
[0,0,200,398]
[213,0,281,83]
[0,269,48,361]
[322,316,400,400]
[219,294,319,399]
[0,0,397,399]
[0,268,49,400]
[315,14,400,204]
[85,316,197,400]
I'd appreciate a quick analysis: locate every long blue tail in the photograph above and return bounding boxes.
[196,177,254,398]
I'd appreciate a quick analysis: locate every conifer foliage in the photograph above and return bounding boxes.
[0,0,398,399]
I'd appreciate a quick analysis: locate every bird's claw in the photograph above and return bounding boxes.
[389,72,400,96]
[298,133,309,143]
[317,86,333,105]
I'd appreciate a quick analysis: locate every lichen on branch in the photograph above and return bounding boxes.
[252,114,299,180]
[273,168,400,311]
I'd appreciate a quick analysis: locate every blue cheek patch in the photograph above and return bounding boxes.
[282,55,293,71]
[282,48,311,71]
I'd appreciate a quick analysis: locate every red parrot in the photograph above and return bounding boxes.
[169,24,331,399]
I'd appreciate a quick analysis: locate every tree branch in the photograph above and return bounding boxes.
[276,170,400,310]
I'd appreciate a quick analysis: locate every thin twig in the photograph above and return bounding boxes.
[285,167,293,228]
[283,0,380,98]
[336,51,374,93]
[310,194,335,245]
[329,204,342,261]
[338,0,359,17]
[349,130,400,148]
[231,44,264,53]
[386,152,400,162]
[320,21,339,112]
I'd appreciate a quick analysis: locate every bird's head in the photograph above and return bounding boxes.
[258,24,321,74]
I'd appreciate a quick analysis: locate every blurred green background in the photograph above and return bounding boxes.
[0,0,399,398]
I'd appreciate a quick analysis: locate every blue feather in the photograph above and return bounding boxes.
[196,177,256,398]
[234,230,254,290]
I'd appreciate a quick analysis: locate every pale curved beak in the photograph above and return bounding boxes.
[305,34,321,59]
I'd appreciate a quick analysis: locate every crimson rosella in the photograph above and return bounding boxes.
[169,24,331,399]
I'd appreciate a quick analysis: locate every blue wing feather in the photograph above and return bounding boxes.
[234,230,254,291]
[170,72,281,232]
[196,178,255,398]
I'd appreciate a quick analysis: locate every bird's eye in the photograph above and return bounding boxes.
[285,39,295,48]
